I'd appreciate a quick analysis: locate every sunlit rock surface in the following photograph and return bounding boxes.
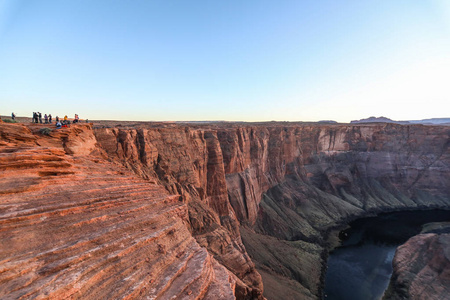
[94,126,264,298]
[0,123,237,299]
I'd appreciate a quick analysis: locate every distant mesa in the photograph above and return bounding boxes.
[408,118,450,125]
[350,116,403,124]
[317,120,338,124]
[351,116,450,125]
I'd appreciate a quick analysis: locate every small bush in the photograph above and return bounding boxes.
[2,118,17,123]
[39,128,52,135]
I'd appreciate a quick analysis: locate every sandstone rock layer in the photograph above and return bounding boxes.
[385,232,450,300]
[94,126,263,298]
[0,123,236,300]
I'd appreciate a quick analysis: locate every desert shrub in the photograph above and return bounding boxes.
[2,118,17,123]
[39,127,52,135]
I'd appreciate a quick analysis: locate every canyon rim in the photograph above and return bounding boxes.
[0,121,449,300]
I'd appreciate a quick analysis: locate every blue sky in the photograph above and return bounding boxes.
[1,0,449,122]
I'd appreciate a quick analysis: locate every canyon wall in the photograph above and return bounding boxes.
[0,123,239,300]
[215,124,449,299]
[1,122,448,299]
[218,124,449,228]
[94,126,263,298]
[93,122,449,299]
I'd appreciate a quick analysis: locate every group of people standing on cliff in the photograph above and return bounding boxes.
[31,112,82,126]
[32,112,53,124]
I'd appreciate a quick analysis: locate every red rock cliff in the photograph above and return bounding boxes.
[1,121,448,300]
[93,122,449,299]
[94,126,263,298]
[217,124,449,227]
[215,123,449,299]
[385,228,450,300]
[0,123,239,300]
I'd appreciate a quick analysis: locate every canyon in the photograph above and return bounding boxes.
[0,121,449,299]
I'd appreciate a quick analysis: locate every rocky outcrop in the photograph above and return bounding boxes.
[384,227,450,300]
[0,123,237,299]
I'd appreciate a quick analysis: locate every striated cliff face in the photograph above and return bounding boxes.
[94,126,263,298]
[216,124,449,298]
[218,124,449,227]
[1,122,449,299]
[93,122,449,299]
[0,123,238,299]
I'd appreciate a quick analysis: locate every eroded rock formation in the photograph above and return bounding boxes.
[217,124,449,298]
[92,123,448,299]
[384,225,450,300]
[0,123,238,299]
[1,121,449,299]
[94,127,263,298]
